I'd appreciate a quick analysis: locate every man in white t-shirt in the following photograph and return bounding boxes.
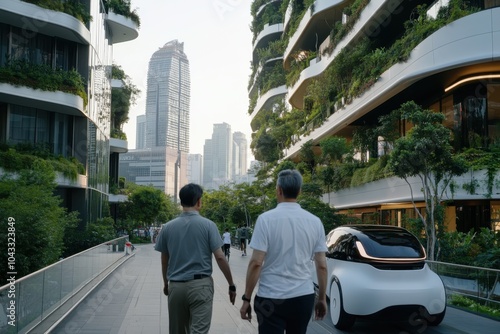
[239,169,328,333]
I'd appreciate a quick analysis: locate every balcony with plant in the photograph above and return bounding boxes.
[251,0,287,43]
[0,142,86,181]
[0,59,88,106]
[21,0,92,24]
[251,0,448,162]
[285,0,482,147]
[249,39,286,92]
[102,0,141,27]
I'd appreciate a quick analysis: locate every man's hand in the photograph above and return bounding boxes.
[240,301,252,322]
[314,299,327,320]
[229,290,236,305]
[163,284,168,296]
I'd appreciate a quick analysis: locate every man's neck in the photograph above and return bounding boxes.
[183,207,198,213]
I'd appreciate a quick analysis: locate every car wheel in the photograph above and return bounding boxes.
[330,277,355,330]
[426,307,446,326]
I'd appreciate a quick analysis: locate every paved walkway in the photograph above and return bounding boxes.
[50,244,329,334]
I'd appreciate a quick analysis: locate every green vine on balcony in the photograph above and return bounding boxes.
[0,143,85,181]
[103,0,141,27]
[21,0,92,25]
[0,59,88,106]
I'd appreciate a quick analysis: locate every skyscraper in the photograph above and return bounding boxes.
[232,131,248,177]
[136,114,146,149]
[120,40,190,198]
[203,123,233,189]
[145,40,190,152]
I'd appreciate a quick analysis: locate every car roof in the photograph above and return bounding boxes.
[331,224,426,260]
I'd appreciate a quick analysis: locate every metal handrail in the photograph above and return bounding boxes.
[0,236,129,334]
[427,260,500,317]
[0,236,127,291]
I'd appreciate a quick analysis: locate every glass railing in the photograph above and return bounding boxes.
[0,236,129,334]
[427,261,500,319]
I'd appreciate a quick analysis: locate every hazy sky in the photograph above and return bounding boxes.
[113,0,254,158]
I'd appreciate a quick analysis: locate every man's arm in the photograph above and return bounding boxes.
[161,252,169,296]
[313,252,328,320]
[213,248,236,304]
[240,249,266,321]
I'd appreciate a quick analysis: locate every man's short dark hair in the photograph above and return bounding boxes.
[179,183,203,207]
[276,169,302,199]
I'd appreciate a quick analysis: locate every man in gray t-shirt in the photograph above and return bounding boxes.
[155,183,236,333]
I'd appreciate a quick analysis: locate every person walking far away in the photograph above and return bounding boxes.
[239,169,328,334]
[239,224,248,256]
[155,183,237,334]
[222,228,231,261]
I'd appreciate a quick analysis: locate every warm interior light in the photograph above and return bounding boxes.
[445,74,500,92]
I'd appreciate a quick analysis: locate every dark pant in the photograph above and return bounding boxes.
[254,294,315,334]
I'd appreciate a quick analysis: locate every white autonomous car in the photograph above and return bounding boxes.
[317,225,446,330]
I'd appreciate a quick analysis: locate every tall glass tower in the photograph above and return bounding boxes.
[145,40,190,152]
[120,40,189,201]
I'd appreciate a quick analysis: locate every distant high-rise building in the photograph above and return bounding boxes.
[120,40,190,198]
[136,114,146,149]
[232,131,248,177]
[203,123,233,189]
[187,154,203,185]
[203,138,213,188]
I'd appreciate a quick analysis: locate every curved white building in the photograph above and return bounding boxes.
[249,0,500,232]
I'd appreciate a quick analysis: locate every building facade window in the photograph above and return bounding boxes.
[0,25,78,70]
[7,104,74,157]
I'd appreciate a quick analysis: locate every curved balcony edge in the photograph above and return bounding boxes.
[287,0,395,108]
[109,194,128,203]
[323,171,500,210]
[0,1,91,44]
[248,56,284,98]
[56,173,88,189]
[250,85,288,122]
[106,11,139,44]
[283,0,345,68]
[256,0,282,18]
[253,23,284,61]
[0,83,85,117]
[284,8,500,159]
[110,138,128,153]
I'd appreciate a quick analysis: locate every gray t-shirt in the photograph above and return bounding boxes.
[155,211,223,281]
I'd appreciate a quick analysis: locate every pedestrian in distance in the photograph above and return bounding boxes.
[155,183,237,334]
[239,169,328,334]
[222,228,231,261]
[239,224,248,256]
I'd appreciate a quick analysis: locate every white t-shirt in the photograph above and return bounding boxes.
[222,231,231,245]
[250,202,327,299]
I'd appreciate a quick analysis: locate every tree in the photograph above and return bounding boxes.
[318,137,352,200]
[0,160,79,281]
[299,140,318,175]
[126,186,177,228]
[387,101,467,260]
[200,186,236,230]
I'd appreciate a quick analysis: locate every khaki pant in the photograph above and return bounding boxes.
[168,277,214,334]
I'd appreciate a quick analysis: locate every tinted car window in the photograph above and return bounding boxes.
[357,229,424,259]
[326,230,354,260]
